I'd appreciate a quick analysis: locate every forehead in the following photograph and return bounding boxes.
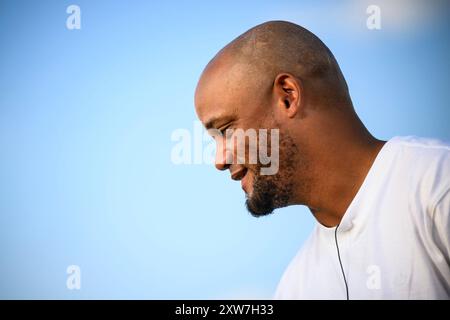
[195,60,248,126]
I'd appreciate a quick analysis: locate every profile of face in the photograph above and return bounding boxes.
[195,66,301,217]
[195,21,358,219]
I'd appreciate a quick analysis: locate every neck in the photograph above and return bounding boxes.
[294,111,386,227]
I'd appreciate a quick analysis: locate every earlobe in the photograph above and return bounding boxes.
[273,73,302,118]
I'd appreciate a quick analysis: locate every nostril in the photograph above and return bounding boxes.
[231,168,247,181]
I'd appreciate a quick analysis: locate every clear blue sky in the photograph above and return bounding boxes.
[1,0,449,299]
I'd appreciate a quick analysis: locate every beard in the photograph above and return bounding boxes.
[245,132,299,217]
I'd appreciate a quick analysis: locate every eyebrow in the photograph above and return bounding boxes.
[204,115,235,130]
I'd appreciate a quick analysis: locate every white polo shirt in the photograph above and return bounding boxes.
[274,136,450,299]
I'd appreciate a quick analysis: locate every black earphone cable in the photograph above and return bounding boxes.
[334,224,349,300]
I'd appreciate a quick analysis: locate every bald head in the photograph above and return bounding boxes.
[215,21,339,78]
[196,20,350,120]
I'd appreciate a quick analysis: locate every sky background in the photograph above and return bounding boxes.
[1,0,449,299]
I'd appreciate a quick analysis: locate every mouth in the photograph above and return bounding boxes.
[230,168,249,192]
[241,170,249,193]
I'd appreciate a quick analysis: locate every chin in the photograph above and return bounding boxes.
[245,195,276,217]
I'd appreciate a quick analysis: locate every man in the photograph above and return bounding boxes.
[194,21,450,299]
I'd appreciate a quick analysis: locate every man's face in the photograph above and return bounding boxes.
[195,66,299,217]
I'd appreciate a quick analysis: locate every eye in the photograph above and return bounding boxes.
[219,125,232,137]
[219,127,227,136]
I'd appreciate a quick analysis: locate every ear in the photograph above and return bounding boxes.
[272,73,302,118]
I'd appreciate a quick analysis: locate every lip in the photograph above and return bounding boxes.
[241,171,249,193]
[230,168,249,193]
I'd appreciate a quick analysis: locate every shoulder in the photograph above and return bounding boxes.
[387,136,450,205]
[388,135,450,159]
[387,135,450,157]
[384,137,450,250]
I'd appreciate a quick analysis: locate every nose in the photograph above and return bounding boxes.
[215,134,237,171]
[215,142,232,171]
